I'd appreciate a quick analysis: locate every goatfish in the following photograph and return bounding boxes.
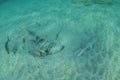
[24,28,36,37]
[5,36,10,54]
[77,36,97,57]
[24,28,43,44]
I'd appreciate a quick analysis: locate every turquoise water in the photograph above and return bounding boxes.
[0,0,120,80]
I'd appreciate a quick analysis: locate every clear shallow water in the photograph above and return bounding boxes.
[0,0,120,80]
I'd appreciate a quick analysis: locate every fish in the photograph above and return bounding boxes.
[77,36,97,57]
[34,50,42,57]
[55,27,63,40]
[5,36,10,54]
[31,36,45,44]
[12,44,18,54]
[22,38,26,43]
[25,28,36,37]
[24,28,44,44]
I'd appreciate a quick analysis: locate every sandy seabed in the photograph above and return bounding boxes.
[0,0,120,80]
